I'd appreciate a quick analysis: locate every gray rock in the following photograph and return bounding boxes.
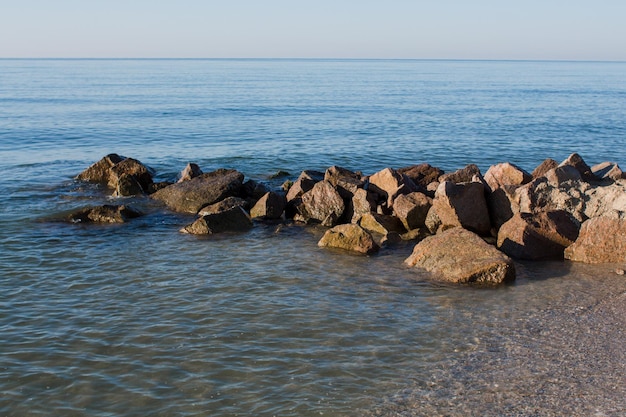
[180,206,253,235]
[68,204,143,224]
[250,192,286,220]
[178,163,203,183]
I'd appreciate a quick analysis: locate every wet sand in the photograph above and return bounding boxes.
[366,275,626,417]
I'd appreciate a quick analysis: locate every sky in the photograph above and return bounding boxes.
[1,0,625,60]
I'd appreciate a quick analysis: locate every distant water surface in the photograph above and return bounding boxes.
[1,59,625,416]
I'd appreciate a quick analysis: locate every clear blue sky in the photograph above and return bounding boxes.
[1,0,625,60]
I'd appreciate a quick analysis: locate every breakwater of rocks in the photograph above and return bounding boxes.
[69,152,626,285]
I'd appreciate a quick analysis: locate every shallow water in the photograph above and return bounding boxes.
[1,59,625,416]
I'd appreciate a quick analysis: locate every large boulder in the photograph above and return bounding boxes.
[398,163,443,191]
[68,204,143,224]
[559,153,597,182]
[180,206,253,235]
[76,154,154,196]
[324,166,364,199]
[497,211,579,260]
[484,162,532,192]
[439,164,483,184]
[592,162,625,181]
[285,170,324,202]
[583,180,626,219]
[358,212,406,235]
[404,227,515,284]
[368,167,418,209]
[564,216,626,263]
[392,192,432,231]
[487,184,520,231]
[318,224,379,255]
[151,169,244,214]
[531,158,559,179]
[297,180,345,226]
[431,181,491,235]
[250,192,286,220]
[515,177,591,222]
[347,188,377,223]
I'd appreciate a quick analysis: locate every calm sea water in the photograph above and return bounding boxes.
[1,59,625,416]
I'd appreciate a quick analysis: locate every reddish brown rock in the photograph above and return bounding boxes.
[285,170,324,202]
[318,224,379,255]
[592,162,625,181]
[531,158,559,179]
[68,204,143,224]
[178,163,203,183]
[358,212,406,235]
[299,180,345,226]
[151,169,244,214]
[497,211,579,260]
[484,162,532,192]
[558,153,597,182]
[431,181,491,235]
[393,192,432,231]
[180,206,253,235]
[487,184,520,231]
[348,188,377,223]
[515,177,591,223]
[439,164,483,184]
[250,192,286,220]
[564,217,626,263]
[545,165,582,185]
[398,163,443,190]
[324,166,364,199]
[404,227,515,284]
[368,167,418,209]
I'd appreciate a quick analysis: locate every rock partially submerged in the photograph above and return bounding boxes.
[181,206,253,235]
[76,153,154,196]
[564,216,626,263]
[318,224,379,255]
[151,169,245,214]
[405,227,515,284]
[68,204,143,224]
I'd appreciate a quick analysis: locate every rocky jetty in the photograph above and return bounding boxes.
[71,152,626,284]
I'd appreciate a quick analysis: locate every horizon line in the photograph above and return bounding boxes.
[1,57,625,64]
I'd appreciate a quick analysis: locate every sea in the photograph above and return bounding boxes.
[1,59,625,416]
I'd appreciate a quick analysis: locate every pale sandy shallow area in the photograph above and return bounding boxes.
[365,272,626,417]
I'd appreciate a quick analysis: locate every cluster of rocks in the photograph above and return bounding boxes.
[71,152,626,285]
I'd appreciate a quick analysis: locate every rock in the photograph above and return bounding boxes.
[431,181,491,235]
[178,163,203,183]
[584,180,626,219]
[392,192,432,231]
[198,196,248,216]
[424,206,442,234]
[404,227,515,284]
[398,163,443,191]
[347,188,377,223]
[545,165,582,185]
[108,157,154,193]
[592,162,625,181]
[559,153,597,182]
[269,170,290,179]
[564,217,626,263]
[324,166,364,199]
[439,164,483,184]
[76,154,154,196]
[358,212,406,235]
[286,170,324,202]
[299,180,345,226]
[484,162,532,192]
[250,192,286,220]
[401,227,430,242]
[75,153,125,184]
[368,167,418,209]
[68,204,143,224]
[516,177,591,223]
[531,158,559,179]
[151,169,244,214]
[113,173,144,197]
[318,224,379,255]
[497,211,579,260]
[180,206,253,235]
[487,184,520,231]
